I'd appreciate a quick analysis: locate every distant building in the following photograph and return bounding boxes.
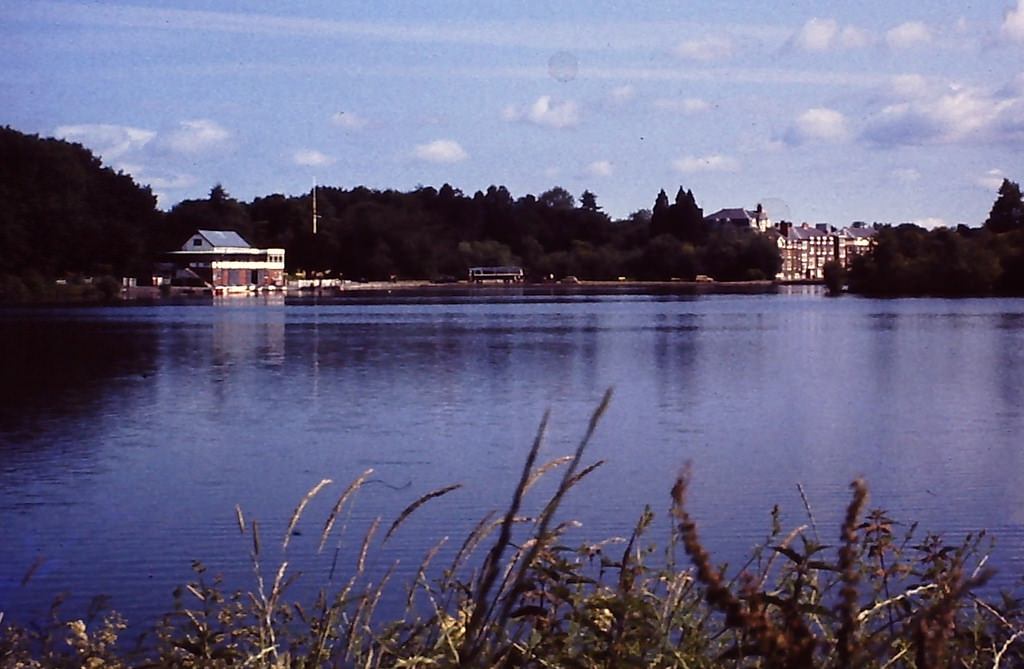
[775,222,836,281]
[837,225,876,268]
[704,204,772,232]
[162,230,285,292]
[773,223,876,281]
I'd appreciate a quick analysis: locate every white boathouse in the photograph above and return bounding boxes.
[164,230,285,292]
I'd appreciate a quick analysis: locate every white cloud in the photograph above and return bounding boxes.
[293,149,335,166]
[863,82,1024,146]
[786,107,850,144]
[791,18,870,51]
[916,217,949,229]
[128,169,198,207]
[54,123,155,161]
[671,154,739,174]
[50,120,235,205]
[54,120,231,163]
[673,36,732,61]
[51,123,201,205]
[794,18,838,51]
[653,98,710,114]
[1003,0,1024,41]
[329,111,368,130]
[837,25,870,48]
[586,160,613,177]
[888,74,932,99]
[977,168,1006,191]
[19,2,795,55]
[885,22,931,49]
[412,139,468,163]
[159,119,232,155]
[144,172,197,190]
[502,96,580,128]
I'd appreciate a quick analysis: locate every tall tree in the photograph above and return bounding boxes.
[651,186,704,244]
[160,184,251,250]
[538,186,575,210]
[676,188,705,244]
[985,178,1023,233]
[649,189,671,237]
[654,189,669,210]
[580,190,600,212]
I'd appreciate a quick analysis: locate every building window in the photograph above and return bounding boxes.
[192,238,202,246]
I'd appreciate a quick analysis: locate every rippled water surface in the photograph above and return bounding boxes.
[2,288,1023,630]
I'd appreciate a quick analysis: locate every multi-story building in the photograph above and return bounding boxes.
[773,223,876,281]
[704,204,772,232]
[837,225,876,268]
[162,229,285,292]
[775,223,835,281]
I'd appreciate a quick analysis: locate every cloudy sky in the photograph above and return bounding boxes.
[3,1,1024,226]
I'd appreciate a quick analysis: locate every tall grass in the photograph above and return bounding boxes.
[3,391,1023,667]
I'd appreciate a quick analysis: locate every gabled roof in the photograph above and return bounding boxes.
[784,225,830,240]
[704,207,770,226]
[196,229,250,248]
[840,227,876,240]
[704,208,752,223]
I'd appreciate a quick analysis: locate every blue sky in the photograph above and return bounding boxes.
[3,1,1024,227]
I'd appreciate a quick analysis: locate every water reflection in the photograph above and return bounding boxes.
[0,314,159,452]
[2,295,1024,631]
[997,313,1024,412]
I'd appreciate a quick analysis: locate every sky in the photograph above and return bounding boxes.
[3,1,1024,227]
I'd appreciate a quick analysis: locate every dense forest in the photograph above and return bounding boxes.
[155,169,782,284]
[848,178,1024,296]
[3,125,1024,299]
[0,126,778,299]
[0,127,160,297]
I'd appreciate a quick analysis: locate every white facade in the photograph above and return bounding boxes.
[166,229,285,290]
[776,224,835,281]
[775,224,876,281]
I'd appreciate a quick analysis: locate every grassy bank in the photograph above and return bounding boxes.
[3,392,1022,667]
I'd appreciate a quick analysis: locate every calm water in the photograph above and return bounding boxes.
[2,287,1024,632]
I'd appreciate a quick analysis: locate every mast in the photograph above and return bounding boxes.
[311,179,318,235]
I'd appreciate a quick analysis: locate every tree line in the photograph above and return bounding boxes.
[0,126,779,300]
[4,124,1024,298]
[163,183,781,284]
[0,126,160,298]
[848,178,1024,296]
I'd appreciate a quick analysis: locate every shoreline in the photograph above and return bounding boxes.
[121,278,796,301]
[2,279,822,306]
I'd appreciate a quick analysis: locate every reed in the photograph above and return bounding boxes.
[384,484,463,543]
[2,394,1023,667]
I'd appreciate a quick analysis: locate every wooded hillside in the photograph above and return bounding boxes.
[0,127,781,294]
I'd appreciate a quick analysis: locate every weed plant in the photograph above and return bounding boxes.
[2,390,1023,667]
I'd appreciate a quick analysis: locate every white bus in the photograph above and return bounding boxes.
[468,266,524,283]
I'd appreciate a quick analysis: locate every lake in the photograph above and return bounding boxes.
[2,286,1023,634]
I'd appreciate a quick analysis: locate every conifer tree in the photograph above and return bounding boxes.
[984,178,1023,233]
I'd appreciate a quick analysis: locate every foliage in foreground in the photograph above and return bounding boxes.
[3,391,1023,667]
